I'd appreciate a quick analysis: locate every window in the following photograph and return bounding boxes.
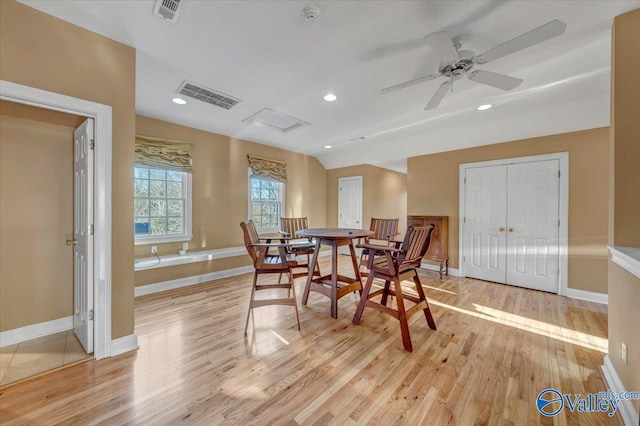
[134,166,192,244]
[249,174,284,232]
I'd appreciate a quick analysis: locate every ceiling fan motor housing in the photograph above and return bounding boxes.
[439,58,475,77]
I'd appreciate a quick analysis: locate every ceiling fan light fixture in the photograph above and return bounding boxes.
[172,97,187,105]
[324,93,337,102]
[477,104,492,111]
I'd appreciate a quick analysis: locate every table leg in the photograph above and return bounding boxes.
[330,242,338,319]
[302,238,321,305]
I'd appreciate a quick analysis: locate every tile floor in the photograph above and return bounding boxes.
[0,331,91,386]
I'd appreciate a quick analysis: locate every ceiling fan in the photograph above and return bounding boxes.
[380,20,567,110]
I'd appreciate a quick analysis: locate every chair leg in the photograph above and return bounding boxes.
[289,274,301,331]
[244,272,258,336]
[353,273,375,325]
[412,272,437,330]
[359,251,369,276]
[393,277,413,352]
[380,280,391,306]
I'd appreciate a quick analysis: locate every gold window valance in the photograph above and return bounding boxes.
[135,135,193,173]
[247,154,287,183]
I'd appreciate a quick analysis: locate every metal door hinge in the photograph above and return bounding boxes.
[89,224,94,235]
[558,170,560,178]
[88,309,94,321]
[558,219,560,227]
[464,217,466,223]
[464,177,466,184]
[90,139,95,150]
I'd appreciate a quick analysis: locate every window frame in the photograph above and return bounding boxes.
[134,166,193,245]
[247,169,285,234]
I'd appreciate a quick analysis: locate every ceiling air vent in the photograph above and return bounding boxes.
[176,80,241,110]
[153,0,183,24]
[242,108,310,133]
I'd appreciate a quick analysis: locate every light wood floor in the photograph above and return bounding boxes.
[0,330,91,386]
[0,256,618,425]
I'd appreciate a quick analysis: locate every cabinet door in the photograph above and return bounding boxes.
[463,165,507,283]
[506,160,560,292]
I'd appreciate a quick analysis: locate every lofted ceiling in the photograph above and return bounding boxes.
[20,0,639,173]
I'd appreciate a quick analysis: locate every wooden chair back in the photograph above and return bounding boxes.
[240,220,260,265]
[369,218,399,242]
[280,217,309,238]
[396,225,435,271]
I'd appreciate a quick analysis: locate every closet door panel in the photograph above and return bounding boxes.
[463,165,507,283]
[506,160,560,292]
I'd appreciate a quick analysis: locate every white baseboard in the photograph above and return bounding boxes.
[111,334,139,357]
[420,262,461,277]
[602,355,640,426]
[135,265,254,297]
[0,316,73,348]
[566,288,608,305]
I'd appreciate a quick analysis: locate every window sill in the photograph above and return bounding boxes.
[134,246,246,271]
[609,246,640,280]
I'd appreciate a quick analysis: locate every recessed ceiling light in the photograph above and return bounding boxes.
[477,104,492,111]
[324,145,332,149]
[172,97,187,105]
[323,93,337,102]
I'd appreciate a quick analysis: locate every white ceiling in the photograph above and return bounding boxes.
[21,0,639,173]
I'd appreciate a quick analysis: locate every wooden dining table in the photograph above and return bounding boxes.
[296,228,374,319]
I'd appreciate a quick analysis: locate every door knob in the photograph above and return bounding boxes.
[499,227,505,232]
[508,228,514,233]
[355,221,360,224]
[66,239,77,246]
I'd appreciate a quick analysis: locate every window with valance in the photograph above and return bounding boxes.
[247,154,287,232]
[134,135,193,244]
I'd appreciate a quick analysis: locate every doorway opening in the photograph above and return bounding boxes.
[0,80,113,373]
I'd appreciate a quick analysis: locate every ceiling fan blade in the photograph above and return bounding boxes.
[425,31,460,63]
[474,20,567,65]
[380,74,440,94]
[424,80,452,110]
[468,70,523,91]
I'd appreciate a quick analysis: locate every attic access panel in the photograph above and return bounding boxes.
[242,108,310,133]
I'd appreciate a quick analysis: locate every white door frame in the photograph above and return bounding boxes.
[1,80,112,359]
[338,176,363,228]
[459,152,569,296]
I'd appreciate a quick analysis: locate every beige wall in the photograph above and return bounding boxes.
[134,116,327,286]
[0,1,136,338]
[608,8,640,398]
[326,165,407,235]
[408,127,609,293]
[0,111,75,331]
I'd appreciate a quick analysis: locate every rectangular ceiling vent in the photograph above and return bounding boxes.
[153,0,183,24]
[176,80,241,110]
[242,108,310,133]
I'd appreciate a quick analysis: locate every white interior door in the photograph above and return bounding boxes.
[463,165,507,283]
[463,159,560,293]
[338,176,363,229]
[506,160,560,292]
[73,118,94,353]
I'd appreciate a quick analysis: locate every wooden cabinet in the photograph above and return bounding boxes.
[407,215,449,278]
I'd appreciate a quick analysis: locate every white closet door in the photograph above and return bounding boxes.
[506,160,560,292]
[463,165,507,283]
